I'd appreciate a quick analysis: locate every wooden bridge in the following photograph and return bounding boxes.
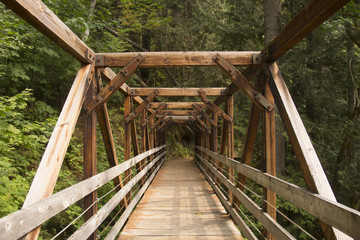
[0,0,360,239]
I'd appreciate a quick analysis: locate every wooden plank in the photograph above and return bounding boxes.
[196,146,360,239]
[68,152,166,240]
[95,51,260,67]
[130,88,225,96]
[0,0,95,63]
[0,146,165,240]
[262,0,351,61]
[196,153,295,240]
[196,160,258,240]
[104,159,164,240]
[83,72,98,240]
[150,102,206,109]
[86,55,144,112]
[124,90,159,123]
[266,62,349,239]
[262,80,276,240]
[162,110,194,116]
[18,64,92,239]
[118,158,243,239]
[213,54,273,111]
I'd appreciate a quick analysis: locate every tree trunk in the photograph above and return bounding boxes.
[263,0,285,174]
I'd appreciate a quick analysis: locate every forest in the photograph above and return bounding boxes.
[0,0,360,239]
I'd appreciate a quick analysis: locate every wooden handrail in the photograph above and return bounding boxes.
[68,151,166,239]
[0,145,165,240]
[195,146,360,239]
[195,152,294,240]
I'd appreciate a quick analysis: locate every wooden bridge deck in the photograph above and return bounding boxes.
[118,158,243,239]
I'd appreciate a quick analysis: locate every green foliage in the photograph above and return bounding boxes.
[0,89,57,217]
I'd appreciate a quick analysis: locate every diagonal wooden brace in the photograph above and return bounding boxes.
[141,103,167,128]
[199,90,233,123]
[151,112,170,130]
[193,103,217,127]
[191,111,210,132]
[85,54,144,112]
[213,53,273,111]
[124,89,159,123]
[157,117,173,132]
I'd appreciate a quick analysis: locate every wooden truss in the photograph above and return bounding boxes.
[0,1,357,240]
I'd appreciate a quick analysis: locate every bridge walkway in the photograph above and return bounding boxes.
[118,158,243,239]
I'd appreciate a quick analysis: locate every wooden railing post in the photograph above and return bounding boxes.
[226,95,235,205]
[83,73,98,240]
[124,95,132,205]
[262,77,276,240]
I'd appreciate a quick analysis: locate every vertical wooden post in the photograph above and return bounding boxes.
[263,80,276,240]
[141,110,147,152]
[226,95,235,205]
[211,113,220,186]
[124,95,132,205]
[83,75,97,240]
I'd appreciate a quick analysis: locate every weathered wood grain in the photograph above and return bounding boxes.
[267,62,352,239]
[150,102,206,109]
[118,158,243,240]
[21,64,92,226]
[0,0,95,63]
[96,51,260,67]
[130,88,225,96]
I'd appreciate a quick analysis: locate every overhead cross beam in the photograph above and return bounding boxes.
[85,55,144,112]
[129,88,226,96]
[199,90,232,123]
[124,90,159,123]
[149,102,206,109]
[141,103,167,127]
[95,51,261,67]
[213,53,273,111]
[156,117,173,132]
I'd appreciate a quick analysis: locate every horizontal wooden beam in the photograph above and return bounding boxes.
[149,102,206,109]
[161,110,194,115]
[141,103,166,127]
[262,0,350,62]
[130,88,226,96]
[0,0,95,63]
[95,51,261,67]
